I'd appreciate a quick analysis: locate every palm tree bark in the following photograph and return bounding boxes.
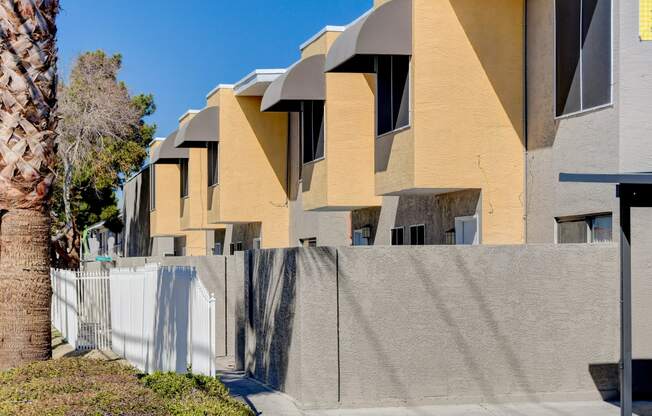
[0,0,60,369]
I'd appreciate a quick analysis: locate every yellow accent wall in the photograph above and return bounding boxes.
[206,87,290,249]
[149,156,183,238]
[300,31,382,211]
[376,0,525,244]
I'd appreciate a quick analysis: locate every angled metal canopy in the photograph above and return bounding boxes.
[174,106,219,148]
[324,0,412,73]
[260,54,326,112]
[150,131,188,164]
[561,172,652,416]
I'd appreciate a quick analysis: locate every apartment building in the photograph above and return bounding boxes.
[120,0,651,256]
[527,0,652,244]
[325,0,526,246]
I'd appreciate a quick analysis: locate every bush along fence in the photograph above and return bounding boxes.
[51,263,217,377]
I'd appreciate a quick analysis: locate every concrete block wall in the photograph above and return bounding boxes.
[245,244,641,409]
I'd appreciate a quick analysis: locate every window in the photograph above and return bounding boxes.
[301,238,317,248]
[353,228,371,246]
[213,243,223,256]
[229,242,244,255]
[301,101,325,164]
[555,0,612,117]
[208,142,219,186]
[391,227,405,246]
[455,216,479,245]
[376,55,410,136]
[253,238,261,250]
[149,164,156,211]
[409,224,425,246]
[179,159,189,198]
[557,214,612,243]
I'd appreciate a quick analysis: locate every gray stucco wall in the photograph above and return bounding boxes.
[352,191,480,245]
[526,0,652,243]
[122,168,152,257]
[246,244,649,409]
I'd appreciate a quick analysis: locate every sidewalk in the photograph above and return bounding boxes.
[218,370,652,416]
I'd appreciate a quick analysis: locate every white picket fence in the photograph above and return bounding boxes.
[110,264,217,376]
[51,269,111,350]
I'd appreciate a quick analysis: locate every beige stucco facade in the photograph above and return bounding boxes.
[374,0,525,244]
[206,87,290,249]
[300,31,381,212]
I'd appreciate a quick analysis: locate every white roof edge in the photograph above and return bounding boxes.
[148,136,166,146]
[178,109,201,122]
[205,84,235,99]
[299,25,346,51]
[234,68,287,95]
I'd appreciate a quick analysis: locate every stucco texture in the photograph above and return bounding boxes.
[207,88,290,249]
[376,0,525,246]
[246,244,637,409]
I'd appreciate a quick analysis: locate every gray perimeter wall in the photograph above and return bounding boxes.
[116,254,245,365]
[246,244,652,409]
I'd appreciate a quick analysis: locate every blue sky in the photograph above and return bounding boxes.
[58,0,372,137]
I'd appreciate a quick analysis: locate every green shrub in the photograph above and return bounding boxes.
[0,359,252,416]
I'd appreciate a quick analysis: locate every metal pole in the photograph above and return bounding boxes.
[619,190,632,416]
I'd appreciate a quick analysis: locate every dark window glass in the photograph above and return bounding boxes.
[582,0,612,109]
[377,55,411,135]
[558,219,588,243]
[179,159,189,198]
[301,101,325,164]
[208,142,219,186]
[377,56,393,135]
[393,55,410,130]
[556,0,611,117]
[391,227,404,246]
[149,164,156,211]
[556,0,582,116]
[301,238,317,248]
[410,225,425,246]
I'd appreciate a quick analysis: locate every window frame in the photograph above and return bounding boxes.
[149,164,156,212]
[375,55,412,138]
[554,0,614,119]
[207,141,219,187]
[179,159,189,199]
[555,213,613,244]
[409,224,426,246]
[301,100,326,165]
[352,227,371,246]
[391,226,405,246]
[454,215,480,245]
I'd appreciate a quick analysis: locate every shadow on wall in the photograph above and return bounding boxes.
[450,0,525,146]
[125,167,151,257]
[247,249,297,391]
[153,266,192,373]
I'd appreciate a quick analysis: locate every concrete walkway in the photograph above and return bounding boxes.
[219,370,652,416]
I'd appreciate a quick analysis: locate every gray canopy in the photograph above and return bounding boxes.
[174,106,219,148]
[261,54,326,112]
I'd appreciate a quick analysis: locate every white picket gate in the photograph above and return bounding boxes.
[51,269,111,350]
[110,264,216,376]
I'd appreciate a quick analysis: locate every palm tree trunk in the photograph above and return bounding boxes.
[0,209,52,368]
[0,0,60,368]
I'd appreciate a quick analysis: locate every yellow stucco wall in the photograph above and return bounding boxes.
[149,143,183,238]
[300,31,382,211]
[180,146,223,231]
[206,87,290,249]
[376,0,525,244]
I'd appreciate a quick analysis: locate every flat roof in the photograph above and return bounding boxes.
[234,69,286,97]
[205,84,235,100]
[299,25,346,51]
[178,109,200,123]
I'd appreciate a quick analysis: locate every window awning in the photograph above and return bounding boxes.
[174,106,219,148]
[324,0,412,73]
[260,54,326,112]
[150,131,188,164]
